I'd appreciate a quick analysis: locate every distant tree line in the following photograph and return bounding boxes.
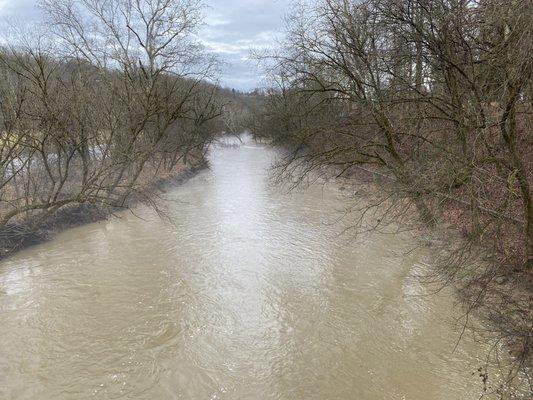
[251,0,531,389]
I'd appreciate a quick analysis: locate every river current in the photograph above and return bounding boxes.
[0,138,498,399]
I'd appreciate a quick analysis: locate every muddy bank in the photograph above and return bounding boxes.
[0,162,207,261]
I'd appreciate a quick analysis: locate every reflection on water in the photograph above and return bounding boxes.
[0,137,496,399]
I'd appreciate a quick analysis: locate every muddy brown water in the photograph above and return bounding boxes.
[0,138,504,399]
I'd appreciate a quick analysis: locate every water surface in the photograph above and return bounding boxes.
[0,139,493,399]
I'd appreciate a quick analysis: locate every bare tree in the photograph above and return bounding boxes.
[252,0,532,392]
[0,0,223,253]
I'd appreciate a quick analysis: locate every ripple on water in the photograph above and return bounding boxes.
[0,141,519,399]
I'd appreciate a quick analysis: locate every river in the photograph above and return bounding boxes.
[0,138,499,399]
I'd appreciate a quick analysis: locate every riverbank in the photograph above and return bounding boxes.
[0,161,208,261]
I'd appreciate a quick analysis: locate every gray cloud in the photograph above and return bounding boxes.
[0,0,40,20]
[202,0,290,90]
[0,0,289,90]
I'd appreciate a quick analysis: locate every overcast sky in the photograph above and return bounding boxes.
[0,0,290,90]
